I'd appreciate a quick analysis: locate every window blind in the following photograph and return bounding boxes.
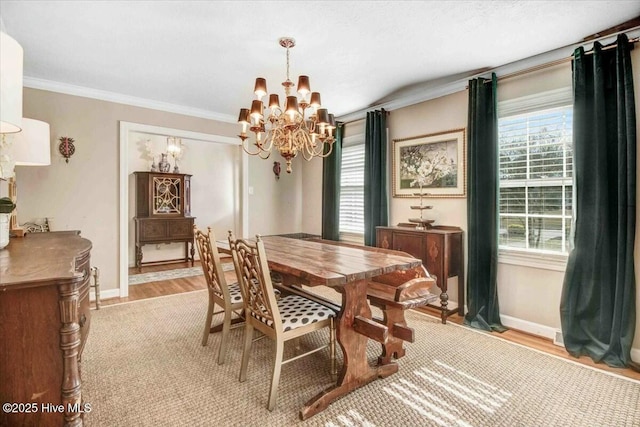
[498,104,573,254]
[339,143,365,241]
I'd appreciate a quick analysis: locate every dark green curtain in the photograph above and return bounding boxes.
[321,123,343,241]
[560,34,636,368]
[364,109,388,246]
[464,73,506,332]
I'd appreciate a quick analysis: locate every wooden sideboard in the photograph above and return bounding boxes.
[0,231,92,427]
[133,171,195,271]
[376,225,464,323]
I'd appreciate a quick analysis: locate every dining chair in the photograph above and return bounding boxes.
[228,232,337,411]
[193,225,245,365]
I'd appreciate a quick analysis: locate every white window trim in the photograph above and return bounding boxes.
[342,132,364,148]
[498,87,572,117]
[498,87,573,269]
[498,247,568,271]
[340,231,365,245]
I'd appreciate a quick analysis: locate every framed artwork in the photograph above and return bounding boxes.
[392,128,466,198]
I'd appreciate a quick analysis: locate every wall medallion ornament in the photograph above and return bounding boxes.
[58,136,75,163]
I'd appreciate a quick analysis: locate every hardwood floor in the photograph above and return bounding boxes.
[105,261,640,381]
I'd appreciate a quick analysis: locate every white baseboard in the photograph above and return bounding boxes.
[499,314,558,341]
[499,314,639,364]
[91,288,120,302]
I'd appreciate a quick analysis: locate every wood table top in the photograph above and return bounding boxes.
[220,236,422,287]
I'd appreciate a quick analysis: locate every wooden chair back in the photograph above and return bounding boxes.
[194,226,232,303]
[227,232,282,334]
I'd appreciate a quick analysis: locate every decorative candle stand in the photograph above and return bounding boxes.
[408,185,434,230]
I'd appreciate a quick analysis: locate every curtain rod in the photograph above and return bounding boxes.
[341,109,389,126]
[490,35,639,83]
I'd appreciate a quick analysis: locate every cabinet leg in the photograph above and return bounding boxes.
[136,245,143,272]
[440,292,448,324]
[190,242,195,266]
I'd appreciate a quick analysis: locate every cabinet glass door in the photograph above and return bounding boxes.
[152,177,182,215]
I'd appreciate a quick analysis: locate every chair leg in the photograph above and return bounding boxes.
[239,323,254,383]
[267,339,285,411]
[329,317,337,378]
[217,307,233,365]
[201,295,215,346]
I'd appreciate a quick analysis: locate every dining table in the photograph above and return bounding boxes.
[218,235,425,420]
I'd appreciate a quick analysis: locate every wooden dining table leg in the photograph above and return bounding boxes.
[299,279,398,420]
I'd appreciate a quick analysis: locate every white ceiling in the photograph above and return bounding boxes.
[1,1,639,123]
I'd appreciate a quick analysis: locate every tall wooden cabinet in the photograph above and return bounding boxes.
[376,225,464,323]
[0,231,92,426]
[133,172,195,271]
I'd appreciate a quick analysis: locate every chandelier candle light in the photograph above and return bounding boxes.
[238,37,335,173]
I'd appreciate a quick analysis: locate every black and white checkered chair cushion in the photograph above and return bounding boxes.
[251,294,334,332]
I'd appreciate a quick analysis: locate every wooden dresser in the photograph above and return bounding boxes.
[376,225,464,323]
[0,231,92,427]
[133,171,195,271]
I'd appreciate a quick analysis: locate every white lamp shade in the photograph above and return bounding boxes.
[6,118,51,166]
[0,32,24,134]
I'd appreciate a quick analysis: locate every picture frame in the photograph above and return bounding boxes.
[392,128,466,198]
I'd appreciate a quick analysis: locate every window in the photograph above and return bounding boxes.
[498,90,573,256]
[339,137,365,243]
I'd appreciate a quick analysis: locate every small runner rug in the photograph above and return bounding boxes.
[128,263,233,285]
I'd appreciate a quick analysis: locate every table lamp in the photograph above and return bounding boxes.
[3,118,51,237]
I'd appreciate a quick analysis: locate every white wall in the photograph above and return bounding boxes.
[301,153,323,236]
[246,154,303,237]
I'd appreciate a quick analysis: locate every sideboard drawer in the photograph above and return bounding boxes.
[392,232,424,260]
[167,218,194,239]
[134,217,196,270]
[139,219,167,241]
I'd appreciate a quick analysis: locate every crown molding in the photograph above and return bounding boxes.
[337,27,640,123]
[23,76,237,124]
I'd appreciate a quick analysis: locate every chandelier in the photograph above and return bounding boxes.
[237,37,335,174]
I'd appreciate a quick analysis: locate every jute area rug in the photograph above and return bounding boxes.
[82,290,640,427]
